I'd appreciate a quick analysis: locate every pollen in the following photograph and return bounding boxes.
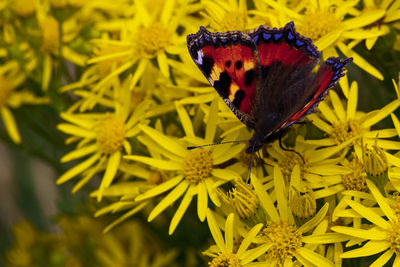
[227,181,259,219]
[278,151,306,184]
[209,252,241,267]
[299,8,341,41]
[40,16,60,53]
[330,119,363,144]
[387,221,400,255]
[96,118,126,155]
[261,221,303,262]
[182,149,213,184]
[0,76,13,108]
[136,22,171,58]
[342,157,368,192]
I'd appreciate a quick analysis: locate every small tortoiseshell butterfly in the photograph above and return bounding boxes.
[187,22,352,154]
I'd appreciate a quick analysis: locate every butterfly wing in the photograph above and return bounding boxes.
[187,27,260,127]
[248,22,351,139]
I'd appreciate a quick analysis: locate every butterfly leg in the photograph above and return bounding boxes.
[278,134,305,164]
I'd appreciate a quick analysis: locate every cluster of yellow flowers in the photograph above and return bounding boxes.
[2,0,400,266]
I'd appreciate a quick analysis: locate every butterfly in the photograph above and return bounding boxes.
[187,22,352,154]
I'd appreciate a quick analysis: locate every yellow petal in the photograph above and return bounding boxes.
[340,240,390,258]
[391,113,400,137]
[61,143,98,162]
[57,123,96,138]
[1,107,21,144]
[366,179,397,223]
[315,29,343,51]
[342,9,386,30]
[205,98,218,143]
[345,198,391,229]
[362,100,400,128]
[225,213,234,253]
[318,101,338,124]
[169,185,195,235]
[157,51,169,77]
[346,81,358,119]
[237,223,264,258]
[370,249,395,267]
[135,175,183,201]
[97,151,121,201]
[139,124,187,156]
[296,247,334,267]
[57,152,101,184]
[161,0,174,24]
[329,90,346,121]
[337,42,383,80]
[124,155,181,170]
[197,182,208,221]
[206,209,227,253]
[148,180,189,221]
[251,174,279,221]
[175,101,194,137]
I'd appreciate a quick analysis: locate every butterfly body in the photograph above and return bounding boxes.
[187,22,352,153]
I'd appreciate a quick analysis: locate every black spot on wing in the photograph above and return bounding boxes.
[225,60,231,68]
[232,90,245,108]
[202,56,214,77]
[235,60,242,69]
[214,71,231,98]
[244,69,255,87]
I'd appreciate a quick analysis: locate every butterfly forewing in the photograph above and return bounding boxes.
[187,27,260,127]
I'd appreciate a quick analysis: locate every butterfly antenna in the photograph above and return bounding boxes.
[246,142,256,185]
[186,140,248,150]
[278,135,305,164]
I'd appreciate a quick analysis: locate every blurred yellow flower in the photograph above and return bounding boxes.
[57,76,150,199]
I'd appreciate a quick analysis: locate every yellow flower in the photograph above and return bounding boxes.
[204,211,270,266]
[332,179,400,266]
[201,0,255,32]
[255,0,388,80]
[250,165,346,266]
[0,61,49,144]
[126,99,245,234]
[308,81,400,150]
[57,76,149,199]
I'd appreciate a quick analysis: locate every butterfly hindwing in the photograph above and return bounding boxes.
[280,57,353,127]
[187,27,260,127]
[247,22,323,138]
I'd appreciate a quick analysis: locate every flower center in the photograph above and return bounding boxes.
[96,118,125,154]
[40,16,60,53]
[212,11,247,32]
[298,8,341,41]
[289,187,316,219]
[330,119,363,144]
[390,194,400,221]
[387,222,400,255]
[136,22,171,58]
[228,181,259,219]
[11,0,36,17]
[261,221,303,263]
[209,252,241,267]
[0,76,13,107]
[182,149,213,184]
[278,152,306,184]
[342,158,368,191]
